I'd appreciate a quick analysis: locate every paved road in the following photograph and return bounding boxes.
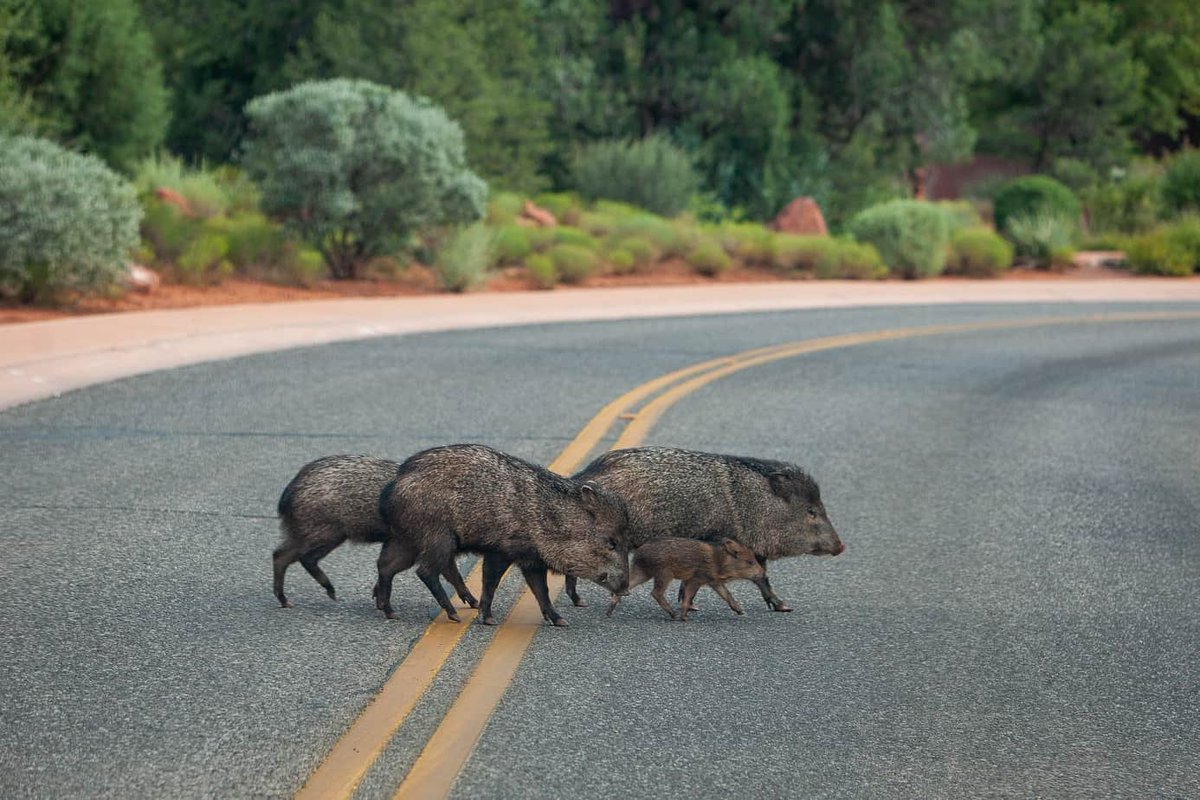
[2,303,1198,798]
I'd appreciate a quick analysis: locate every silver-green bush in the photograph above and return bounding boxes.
[242,79,487,279]
[571,136,700,217]
[0,135,141,302]
[848,200,950,279]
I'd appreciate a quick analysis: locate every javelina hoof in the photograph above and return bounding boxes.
[551,617,570,627]
[572,597,589,608]
[326,589,337,600]
[384,610,397,620]
[481,615,498,626]
[279,599,293,609]
[462,594,480,609]
[445,610,462,623]
[768,600,793,612]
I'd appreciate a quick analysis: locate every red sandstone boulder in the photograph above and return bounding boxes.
[770,197,828,236]
[521,200,557,227]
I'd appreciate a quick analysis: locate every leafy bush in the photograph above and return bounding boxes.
[946,228,1014,277]
[548,244,599,284]
[1083,167,1163,234]
[552,227,599,250]
[487,192,524,225]
[134,153,230,218]
[214,213,286,271]
[1005,213,1077,267]
[493,225,533,265]
[1125,218,1200,276]
[571,135,700,217]
[686,240,733,276]
[242,79,487,279]
[526,253,557,288]
[434,224,494,292]
[533,192,583,224]
[716,223,773,265]
[175,231,231,284]
[1161,151,1200,217]
[992,175,1080,234]
[615,215,685,256]
[815,241,887,280]
[770,235,835,274]
[609,235,659,270]
[0,135,141,302]
[847,200,950,279]
[606,248,636,274]
[935,200,985,235]
[141,198,203,263]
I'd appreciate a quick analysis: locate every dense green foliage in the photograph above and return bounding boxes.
[241,79,487,278]
[848,200,951,279]
[0,135,141,302]
[434,224,494,292]
[571,136,699,217]
[946,228,1014,277]
[1005,213,1077,268]
[993,176,1081,234]
[1161,151,1200,215]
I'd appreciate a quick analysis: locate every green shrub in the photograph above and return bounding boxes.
[770,235,836,274]
[815,241,887,280]
[0,135,142,302]
[606,249,636,274]
[1050,158,1101,192]
[936,200,985,235]
[214,213,286,271]
[525,226,556,253]
[533,192,583,224]
[993,175,1081,234]
[847,200,950,279]
[242,79,487,279]
[686,240,733,276]
[610,235,659,270]
[1005,213,1077,268]
[1083,169,1163,234]
[434,224,494,292]
[289,248,326,286]
[946,228,1014,277]
[1048,246,1077,271]
[716,223,773,265]
[571,135,700,217]
[176,232,231,284]
[135,153,230,218]
[1125,217,1200,276]
[487,192,524,225]
[548,244,598,284]
[593,200,644,220]
[614,215,683,256]
[526,253,558,288]
[141,198,203,263]
[552,227,599,250]
[577,210,623,237]
[1161,151,1200,216]
[493,225,533,265]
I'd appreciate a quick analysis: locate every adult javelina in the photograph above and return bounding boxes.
[273,455,477,611]
[607,537,765,621]
[568,447,843,612]
[377,444,630,626]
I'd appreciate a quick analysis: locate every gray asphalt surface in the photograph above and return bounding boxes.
[2,303,1198,799]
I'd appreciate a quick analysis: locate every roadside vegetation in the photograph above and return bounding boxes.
[3,1,1200,305]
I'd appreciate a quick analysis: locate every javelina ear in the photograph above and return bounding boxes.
[768,471,796,500]
[721,538,741,555]
[579,482,600,511]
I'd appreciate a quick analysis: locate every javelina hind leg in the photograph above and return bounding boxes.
[564,575,587,607]
[478,552,511,625]
[753,558,792,611]
[416,563,461,622]
[650,576,677,620]
[442,560,479,609]
[299,539,342,600]
[375,537,417,619]
[272,544,300,608]
[519,564,567,627]
[711,583,744,615]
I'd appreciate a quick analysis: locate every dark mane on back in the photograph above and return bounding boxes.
[727,454,821,503]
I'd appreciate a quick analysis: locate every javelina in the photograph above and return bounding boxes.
[606,537,765,621]
[273,455,477,611]
[568,447,843,612]
[377,444,630,626]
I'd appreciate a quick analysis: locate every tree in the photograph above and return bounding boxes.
[241,79,487,279]
[2,0,167,171]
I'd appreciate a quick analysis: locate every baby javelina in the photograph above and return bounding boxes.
[607,537,765,621]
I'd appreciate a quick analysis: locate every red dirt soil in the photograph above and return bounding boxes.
[0,257,1133,326]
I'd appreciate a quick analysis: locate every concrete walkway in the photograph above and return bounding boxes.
[4,278,1200,411]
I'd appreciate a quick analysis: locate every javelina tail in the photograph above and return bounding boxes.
[277,480,298,517]
[377,477,400,525]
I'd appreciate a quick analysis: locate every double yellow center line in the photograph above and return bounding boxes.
[296,310,1200,799]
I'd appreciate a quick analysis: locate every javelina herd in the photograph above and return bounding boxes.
[273,444,844,625]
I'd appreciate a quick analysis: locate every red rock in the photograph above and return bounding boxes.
[154,187,194,217]
[123,263,161,293]
[770,197,828,236]
[521,200,557,228]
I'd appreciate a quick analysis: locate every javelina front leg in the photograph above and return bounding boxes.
[518,564,567,627]
[442,560,479,609]
[753,559,792,612]
[478,552,511,626]
[710,582,744,615]
[650,576,678,620]
[679,580,703,621]
[564,575,587,607]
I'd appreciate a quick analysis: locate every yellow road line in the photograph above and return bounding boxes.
[389,309,1200,800]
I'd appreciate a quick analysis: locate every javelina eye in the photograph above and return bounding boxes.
[607,538,618,551]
